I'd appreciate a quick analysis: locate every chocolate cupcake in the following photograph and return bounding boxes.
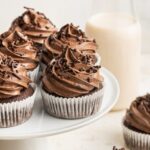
[41,47,104,119]
[42,23,100,70]
[10,7,57,50]
[123,94,150,150]
[0,30,39,82]
[0,52,36,127]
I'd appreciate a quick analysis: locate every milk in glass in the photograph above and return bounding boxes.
[86,13,141,110]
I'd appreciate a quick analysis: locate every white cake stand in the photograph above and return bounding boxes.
[0,68,120,150]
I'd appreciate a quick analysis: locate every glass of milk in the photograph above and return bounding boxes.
[86,0,141,110]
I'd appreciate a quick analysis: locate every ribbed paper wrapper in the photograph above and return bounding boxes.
[0,84,37,128]
[41,87,104,119]
[123,123,150,150]
[28,65,40,83]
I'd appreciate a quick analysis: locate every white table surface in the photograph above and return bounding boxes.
[44,54,150,150]
[46,111,125,150]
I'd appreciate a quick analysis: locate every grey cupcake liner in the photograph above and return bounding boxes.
[123,122,150,150]
[28,65,40,83]
[0,84,37,128]
[41,87,104,119]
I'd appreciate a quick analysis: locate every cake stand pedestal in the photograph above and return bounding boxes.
[0,68,119,150]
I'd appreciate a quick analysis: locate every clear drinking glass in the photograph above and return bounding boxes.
[85,0,141,110]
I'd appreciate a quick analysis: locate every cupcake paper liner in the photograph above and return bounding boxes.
[0,84,37,128]
[41,87,104,119]
[28,65,40,83]
[123,122,150,150]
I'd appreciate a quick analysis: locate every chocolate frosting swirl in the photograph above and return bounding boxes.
[42,23,97,64]
[0,52,31,99]
[124,94,150,134]
[0,30,39,71]
[42,47,103,98]
[10,7,57,45]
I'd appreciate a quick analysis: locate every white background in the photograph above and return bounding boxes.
[0,0,150,53]
[0,0,92,31]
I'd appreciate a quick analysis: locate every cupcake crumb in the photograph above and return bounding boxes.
[113,146,125,150]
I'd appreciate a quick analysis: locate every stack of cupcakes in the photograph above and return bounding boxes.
[2,6,150,150]
[0,7,104,127]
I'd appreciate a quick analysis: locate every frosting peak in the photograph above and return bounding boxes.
[0,30,39,71]
[124,94,150,134]
[58,23,86,40]
[10,7,57,45]
[23,7,53,29]
[42,47,103,98]
[58,23,97,52]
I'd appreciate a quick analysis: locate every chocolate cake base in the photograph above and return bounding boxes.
[0,86,34,104]
[123,120,148,134]
[0,86,35,128]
